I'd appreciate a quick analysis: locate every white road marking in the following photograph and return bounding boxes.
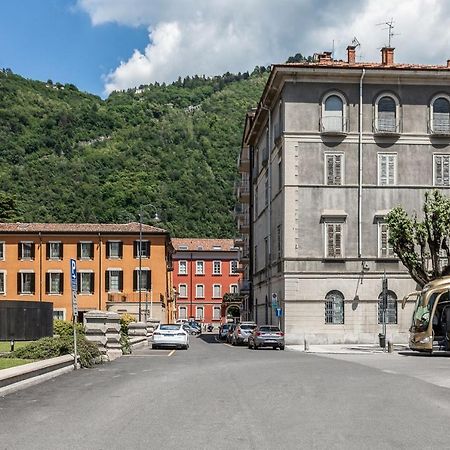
[168,350,176,357]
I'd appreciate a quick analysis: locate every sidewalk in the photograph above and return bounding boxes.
[288,343,409,354]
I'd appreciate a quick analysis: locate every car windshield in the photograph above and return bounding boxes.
[259,326,280,332]
[159,324,181,331]
[413,290,450,332]
[222,325,229,330]
[241,324,256,330]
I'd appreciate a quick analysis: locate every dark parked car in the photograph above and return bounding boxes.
[218,323,230,340]
[226,324,236,343]
[248,325,285,350]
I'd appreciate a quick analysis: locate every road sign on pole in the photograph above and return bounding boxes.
[70,259,78,370]
[275,307,282,317]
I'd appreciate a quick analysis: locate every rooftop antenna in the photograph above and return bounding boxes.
[350,37,364,61]
[377,18,399,47]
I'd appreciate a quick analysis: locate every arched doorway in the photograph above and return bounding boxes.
[226,305,240,323]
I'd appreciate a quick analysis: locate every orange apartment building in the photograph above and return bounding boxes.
[0,223,175,323]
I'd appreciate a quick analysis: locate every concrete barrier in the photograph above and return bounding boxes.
[0,354,77,397]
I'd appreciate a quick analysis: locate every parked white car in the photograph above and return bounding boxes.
[152,323,189,350]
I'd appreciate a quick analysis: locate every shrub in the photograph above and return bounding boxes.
[8,335,101,368]
[53,319,85,338]
[119,313,136,355]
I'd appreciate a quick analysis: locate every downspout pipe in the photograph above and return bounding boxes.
[358,69,365,259]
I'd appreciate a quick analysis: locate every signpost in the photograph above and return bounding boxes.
[381,272,388,352]
[271,293,278,308]
[70,259,78,370]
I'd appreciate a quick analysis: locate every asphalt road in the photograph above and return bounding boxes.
[1,335,450,450]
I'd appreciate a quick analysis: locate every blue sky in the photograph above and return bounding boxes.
[0,0,148,96]
[1,0,449,97]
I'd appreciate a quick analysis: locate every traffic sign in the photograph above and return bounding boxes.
[72,291,78,316]
[276,308,283,317]
[70,258,77,292]
[271,293,278,308]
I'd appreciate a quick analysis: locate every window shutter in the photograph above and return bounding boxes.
[105,271,110,292]
[30,243,35,260]
[334,155,342,185]
[45,273,50,294]
[77,273,81,294]
[381,224,388,257]
[60,243,63,260]
[327,224,334,257]
[380,155,387,185]
[388,155,395,184]
[326,155,334,185]
[146,241,151,257]
[133,241,138,258]
[89,243,94,259]
[119,271,123,291]
[77,243,81,260]
[119,242,123,258]
[17,273,21,294]
[106,242,110,259]
[30,273,35,294]
[133,270,137,291]
[444,156,450,186]
[59,274,64,294]
[90,273,94,294]
[335,224,342,257]
[18,243,22,260]
[46,243,50,260]
[147,270,151,291]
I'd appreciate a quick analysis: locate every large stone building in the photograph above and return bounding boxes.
[0,223,175,323]
[237,46,450,344]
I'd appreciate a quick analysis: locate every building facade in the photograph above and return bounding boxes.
[239,47,450,344]
[172,239,241,324]
[0,223,174,323]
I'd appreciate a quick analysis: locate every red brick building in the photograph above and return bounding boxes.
[172,239,240,324]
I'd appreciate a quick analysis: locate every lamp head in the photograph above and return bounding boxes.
[153,212,161,223]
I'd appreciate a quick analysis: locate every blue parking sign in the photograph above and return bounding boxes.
[275,308,282,317]
[70,259,77,291]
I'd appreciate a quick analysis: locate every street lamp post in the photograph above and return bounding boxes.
[138,204,160,323]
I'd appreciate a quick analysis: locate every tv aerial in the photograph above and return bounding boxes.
[377,18,399,47]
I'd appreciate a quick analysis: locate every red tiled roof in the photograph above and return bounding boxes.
[277,61,450,71]
[172,238,238,252]
[0,222,168,234]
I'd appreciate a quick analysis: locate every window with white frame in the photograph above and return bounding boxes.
[378,290,398,324]
[431,95,450,134]
[0,271,5,294]
[378,153,397,186]
[107,241,122,259]
[325,290,345,324]
[375,94,399,133]
[196,306,204,320]
[19,272,35,294]
[0,242,4,260]
[134,240,150,258]
[178,284,187,298]
[78,241,93,260]
[378,223,394,258]
[53,310,65,320]
[230,260,238,274]
[47,242,62,260]
[19,241,34,260]
[106,269,123,292]
[179,306,187,320]
[213,284,221,298]
[321,93,346,132]
[178,260,188,275]
[195,284,204,298]
[77,272,94,295]
[434,154,450,186]
[230,284,238,294]
[46,272,63,294]
[133,269,150,291]
[212,261,221,275]
[325,153,343,185]
[325,223,343,258]
[213,306,221,320]
[196,260,204,275]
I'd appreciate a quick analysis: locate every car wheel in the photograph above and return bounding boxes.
[280,345,285,350]
[231,338,236,346]
[273,345,277,350]
[152,345,158,350]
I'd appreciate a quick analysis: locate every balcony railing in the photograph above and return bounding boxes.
[430,117,450,135]
[320,116,348,135]
[374,117,400,135]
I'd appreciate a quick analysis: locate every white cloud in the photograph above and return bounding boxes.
[77,0,450,94]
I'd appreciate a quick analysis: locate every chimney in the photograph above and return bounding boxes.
[318,51,333,64]
[381,47,395,66]
[447,59,450,68]
[347,46,356,64]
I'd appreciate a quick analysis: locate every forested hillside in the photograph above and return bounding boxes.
[0,68,269,237]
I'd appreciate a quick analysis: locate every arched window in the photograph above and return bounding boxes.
[321,93,346,133]
[325,290,345,324]
[378,290,398,324]
[431,96,450,134]
[376,95,398,133]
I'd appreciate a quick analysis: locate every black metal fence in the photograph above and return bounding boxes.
[0,301,53,341]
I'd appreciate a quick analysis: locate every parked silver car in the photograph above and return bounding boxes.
[248,325,285,350]
[231,322,257,345]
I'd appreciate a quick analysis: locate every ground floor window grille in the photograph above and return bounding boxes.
[378,291,398,324]
[325,290,344,324]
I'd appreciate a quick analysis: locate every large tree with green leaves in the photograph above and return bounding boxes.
[386,190,450,288]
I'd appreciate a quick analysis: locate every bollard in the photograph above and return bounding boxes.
[387,340,393,353]
[304,338,309,352]
[10,339,14,352]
